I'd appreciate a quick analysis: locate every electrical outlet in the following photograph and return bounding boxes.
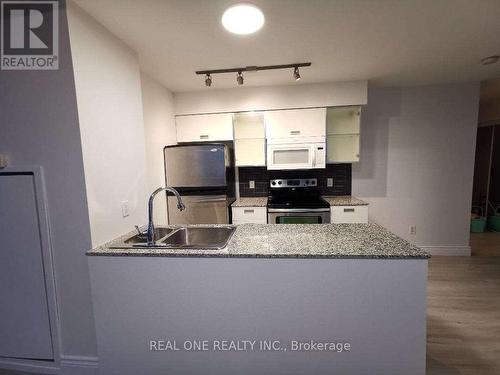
[249,180,255,189]
[121,201,130,217]
[327,178,333,187]
[409,225,416,235]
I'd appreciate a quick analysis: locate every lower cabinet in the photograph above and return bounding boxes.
[232,205,368,224]
[330,205,368,223]
[232,207,267,224]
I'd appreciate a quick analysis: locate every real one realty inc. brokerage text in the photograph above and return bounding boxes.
[149,339,352,353]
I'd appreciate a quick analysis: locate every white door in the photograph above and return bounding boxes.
[265,108,326,139]
[0,174,54,360]
[176,113,233,142]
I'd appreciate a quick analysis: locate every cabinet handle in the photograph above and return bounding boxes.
[344,208,355,213]
[243,209,255,214]
[199,134,209,139]
[290,130,301,135]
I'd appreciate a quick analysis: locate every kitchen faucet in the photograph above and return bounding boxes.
[147,186,185,246]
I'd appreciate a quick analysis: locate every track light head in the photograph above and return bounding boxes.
[293,66,301,81]
[237,71,244,85]
[205,74,212,87]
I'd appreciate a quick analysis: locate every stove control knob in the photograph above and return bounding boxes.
[278,181,282,185]
[305,180,309,185]
[271,181,276,186]
[312,180,316,185]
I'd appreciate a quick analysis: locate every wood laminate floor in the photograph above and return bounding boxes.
[427,256,500,375]
[1,257,499,375]
[470,232,500,256]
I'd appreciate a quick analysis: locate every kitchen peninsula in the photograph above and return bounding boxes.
[87,223,428,375]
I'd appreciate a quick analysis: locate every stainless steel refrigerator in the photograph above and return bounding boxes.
[164,143,235,224]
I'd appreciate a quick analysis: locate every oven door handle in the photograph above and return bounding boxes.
[267,208,331,213]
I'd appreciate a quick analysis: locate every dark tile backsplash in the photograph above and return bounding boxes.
[238,164,352,197]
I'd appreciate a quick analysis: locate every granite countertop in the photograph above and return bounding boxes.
[232,197,268,207]
[323,196,368,206]
[87,223,429,259]
[232,196,366,207]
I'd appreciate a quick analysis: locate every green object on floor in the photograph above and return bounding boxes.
[471,217,487,233]
[487,205,500,232]
[487,215,500,232]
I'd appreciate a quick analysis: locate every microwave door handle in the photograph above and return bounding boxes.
[312,146,316,167]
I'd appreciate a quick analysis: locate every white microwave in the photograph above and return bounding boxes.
[267,137,326,170]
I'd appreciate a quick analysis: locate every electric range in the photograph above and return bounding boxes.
[267,178,331,224]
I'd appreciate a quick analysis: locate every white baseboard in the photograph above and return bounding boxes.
[421,246,471,256]
[60,355,99,375]
[0,355,99,375]
[0,358,58,374]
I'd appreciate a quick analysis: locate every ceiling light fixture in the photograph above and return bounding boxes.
[196,62,311,87]
[222,3,265,35]
[237,71,244,85]
[293,66,301,81]
[205,74,212,87]
[481,55,500,65]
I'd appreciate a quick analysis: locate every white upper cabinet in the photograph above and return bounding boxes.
[176,113,233,142]
[233,112,266,167]
[233,112,266,139]
[265,108,326,140]
[326,106,361,163]
[326,106,360,135]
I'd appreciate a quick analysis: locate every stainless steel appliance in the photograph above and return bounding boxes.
[267,178,330,224]
[164,144,235,224]
[267,137,326,170]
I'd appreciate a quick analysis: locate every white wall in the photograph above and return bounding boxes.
[0,0,97,365]
[352,83,480,255]
[140,72,177,225]
[174,81,367,115]
[68,1,148,246]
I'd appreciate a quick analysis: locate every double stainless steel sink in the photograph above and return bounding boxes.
[110,226,236,250]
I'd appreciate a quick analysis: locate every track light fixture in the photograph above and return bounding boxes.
[205,74,212,87]
[293,66,301,81]
[196,62,311,87]
[236,71,244,85]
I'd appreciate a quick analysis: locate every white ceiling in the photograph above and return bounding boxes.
[73,0,500,93]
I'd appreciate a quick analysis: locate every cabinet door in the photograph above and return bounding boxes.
[327,106,361,135]
[233,112,266,166]
[176,113,233,142]
[327,134,360,163]
[331,206,368,223]
[233,112,265,139]
[232,207,267,224]
[0,174,53,360]
[265,108,326,139]
[235,139,266,166]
